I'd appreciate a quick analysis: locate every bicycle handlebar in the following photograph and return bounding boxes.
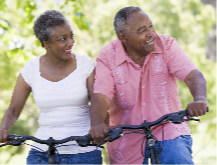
[3,134,93,147]
[111,108,208,130]
[110,109,194,130]
[96,108,208,146]
[1,108,208,149]
[0,134,95,164]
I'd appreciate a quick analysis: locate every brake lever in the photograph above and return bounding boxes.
[77,140,104,148]
[95,139,108,148]
[167,113,185,124]
[77,140,91,147]
[10,140,23,146]
[0,142,14,147]
[95,127,123,148]
[7,134,25,146]
[168,111,200,123]
[183,118,200,122]
[108,127,123,141]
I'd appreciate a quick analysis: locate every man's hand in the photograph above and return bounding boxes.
[185,69,207,117]
[187,100,208,117]
[89,123,109,144]
[0,129,9,143]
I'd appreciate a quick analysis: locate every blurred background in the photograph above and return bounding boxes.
[0,0,216,164]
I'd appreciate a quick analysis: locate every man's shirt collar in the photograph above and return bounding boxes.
[113,35,162,66]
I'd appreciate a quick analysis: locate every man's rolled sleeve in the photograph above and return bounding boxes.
[166,39,197,82]
[94,52,115,100]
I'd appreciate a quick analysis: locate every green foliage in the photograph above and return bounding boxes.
[0,0,215,164]
[61,0,90,30]
[0,0,6,11]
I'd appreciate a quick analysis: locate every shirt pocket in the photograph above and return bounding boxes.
[151,73,179,113]
[115,83,135,110]
[151,54,168,76]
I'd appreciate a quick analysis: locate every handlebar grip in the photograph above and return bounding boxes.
[184,109,189,116]
[185,107,209,116]
[76,134,93,147]
[7,134,16,140]
[84,134,93,142]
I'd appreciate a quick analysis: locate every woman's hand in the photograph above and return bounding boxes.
[89,123,109,144]
[0,129,9,143]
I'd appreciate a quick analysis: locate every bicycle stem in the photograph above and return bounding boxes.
[47,137,57,164]
[144,126,160,164]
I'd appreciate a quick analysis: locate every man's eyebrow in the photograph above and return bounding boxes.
[137,25,147,32]
[137,22,153,32]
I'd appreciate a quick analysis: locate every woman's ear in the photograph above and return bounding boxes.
[43,41,49,49]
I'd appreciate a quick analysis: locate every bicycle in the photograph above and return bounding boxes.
[0,134,95,164]
[0,109,207,164]
[95,109,208,164]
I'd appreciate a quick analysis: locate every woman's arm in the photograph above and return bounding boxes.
[0,74,31,142]
[87,69,110,142]
[87,69,95,101]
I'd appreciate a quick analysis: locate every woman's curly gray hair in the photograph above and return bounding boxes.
[33,10,68,47]
[113,6,142,35]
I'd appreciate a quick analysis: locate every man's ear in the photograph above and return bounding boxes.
[117,32,127,43]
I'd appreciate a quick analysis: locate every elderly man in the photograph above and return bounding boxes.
[89,6,207,164]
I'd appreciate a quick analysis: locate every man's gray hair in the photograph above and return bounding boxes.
[113,6,142,34]
[33,10,68,47]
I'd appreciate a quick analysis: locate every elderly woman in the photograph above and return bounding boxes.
[0,10,102,164]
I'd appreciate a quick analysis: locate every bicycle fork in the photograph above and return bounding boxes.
[147,139,159,164]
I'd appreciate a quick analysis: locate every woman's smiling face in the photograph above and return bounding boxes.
[44,22,75,60]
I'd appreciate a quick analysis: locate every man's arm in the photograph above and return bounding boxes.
[89,93,110,142]
[184,69,208,117]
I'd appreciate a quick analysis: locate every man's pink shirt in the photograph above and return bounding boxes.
[94,33,197,164]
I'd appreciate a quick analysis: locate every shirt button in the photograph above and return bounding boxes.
[142,86,145,88]
[143,103,146,106]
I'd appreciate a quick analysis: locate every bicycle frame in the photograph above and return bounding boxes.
[147,139,159,164]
